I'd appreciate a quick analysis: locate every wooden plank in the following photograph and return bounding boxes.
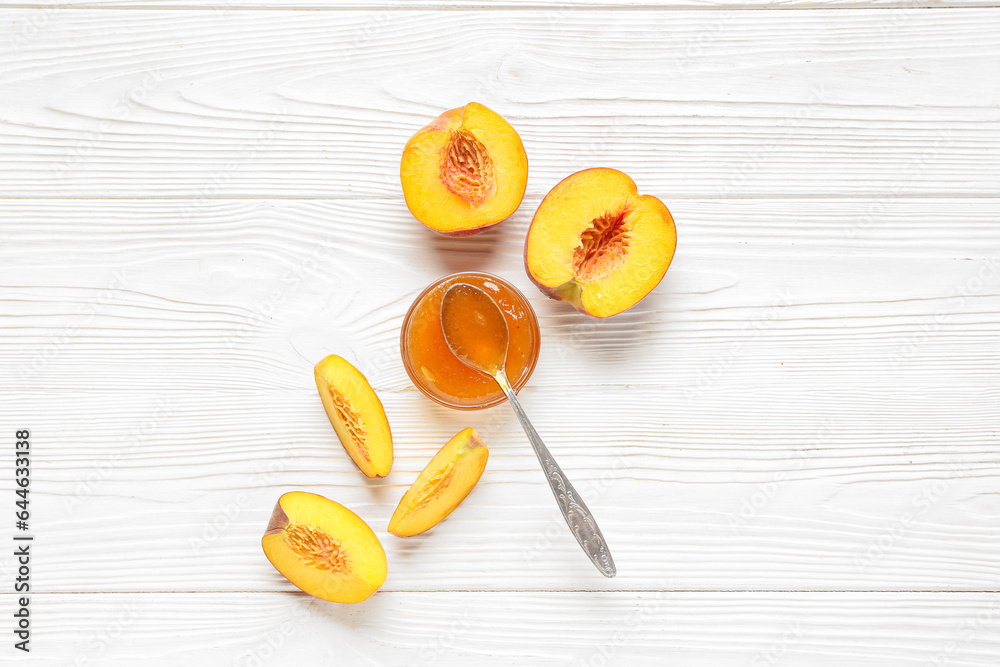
[1,10,998,198]
[0,378,1000,591]
[2,383,998,592]
[2,0,997,10]
[5,591,1000,665]
[2,198,998,393]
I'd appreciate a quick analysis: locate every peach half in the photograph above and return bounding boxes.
[525,168,677,318]
[400,103,528,236]
[262,492,387,604]
[388,427,489,537]
[314,355,392,478]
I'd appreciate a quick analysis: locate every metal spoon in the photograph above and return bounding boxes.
[439,282,616,578]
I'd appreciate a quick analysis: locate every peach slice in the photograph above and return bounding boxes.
[262,492,387,604]
[388,427,489,537]
[525,168,677,318]
[400,103,528,236]
[314,355,392,478]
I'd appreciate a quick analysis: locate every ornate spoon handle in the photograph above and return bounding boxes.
[496,371,617,578]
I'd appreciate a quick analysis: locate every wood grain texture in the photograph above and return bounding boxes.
[1,10,999,198]
[3,198,998,392]
[4,591,1000,666]
[2,0,998,8]
[1,2,998,663]
[3,384,999,592]
[1,198,998,593]
[3,0,1000,8]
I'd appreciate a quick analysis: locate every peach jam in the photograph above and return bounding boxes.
[400,272,540,410]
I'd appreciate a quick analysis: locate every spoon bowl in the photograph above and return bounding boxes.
[438,282,510,376]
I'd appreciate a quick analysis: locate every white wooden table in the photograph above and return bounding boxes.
[2,1,999,664]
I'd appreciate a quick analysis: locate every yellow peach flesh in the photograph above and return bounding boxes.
[262,491,387,604]
[388,427,489,537]
[401,103,528,236]
[525,168,677,318]
[314,355,393,478]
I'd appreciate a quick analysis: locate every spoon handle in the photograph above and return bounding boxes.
[496,372,617,578]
